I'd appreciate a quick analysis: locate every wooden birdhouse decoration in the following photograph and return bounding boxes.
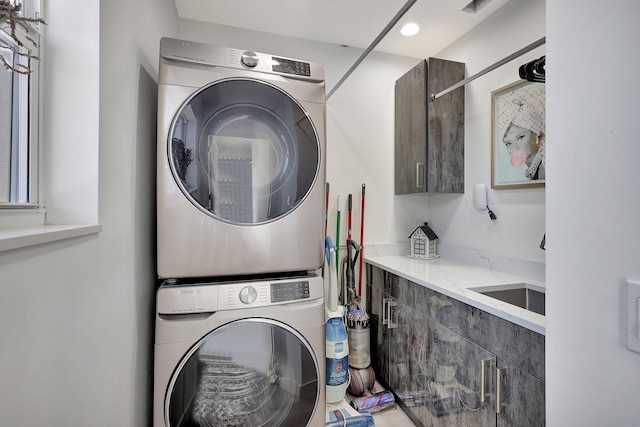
[409,222,439,260]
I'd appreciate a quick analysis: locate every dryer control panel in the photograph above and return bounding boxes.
[157,275,322,314]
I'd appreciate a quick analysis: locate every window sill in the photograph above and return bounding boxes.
[0,224,102,253]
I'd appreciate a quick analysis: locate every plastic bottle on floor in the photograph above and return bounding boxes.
[326,315,349,403]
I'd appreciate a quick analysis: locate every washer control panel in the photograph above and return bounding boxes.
[157,275,322,314]
[271,280,310,302]
[223,283,270,308]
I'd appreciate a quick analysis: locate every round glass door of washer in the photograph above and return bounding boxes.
[165,319,321,427]
[168,78,320,225]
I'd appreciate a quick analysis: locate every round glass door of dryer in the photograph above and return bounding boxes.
[165,319,321,427]
[168,78,320,225]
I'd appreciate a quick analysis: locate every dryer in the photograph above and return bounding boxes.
[153,274,326,427]
[156,38,326,279]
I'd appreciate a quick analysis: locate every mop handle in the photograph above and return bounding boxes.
[335,195,341,268]
[358,183,366,295]
[347,193,353,241]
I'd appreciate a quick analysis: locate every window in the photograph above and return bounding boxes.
[0,0,41,207]
[413,237,425,256]
[0,0,102,251]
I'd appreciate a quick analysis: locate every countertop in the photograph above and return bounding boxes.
[364,255,546,335]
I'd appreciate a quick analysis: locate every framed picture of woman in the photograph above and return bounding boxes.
[491,80,546,189]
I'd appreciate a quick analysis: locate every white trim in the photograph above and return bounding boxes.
[0,224,102,252]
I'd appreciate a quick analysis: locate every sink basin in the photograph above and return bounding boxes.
[468,283,545,316]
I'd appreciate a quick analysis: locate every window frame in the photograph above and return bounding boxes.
[0,0,43,211]
[0,0,102,252]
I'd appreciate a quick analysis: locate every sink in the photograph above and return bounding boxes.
[468,283,545,316]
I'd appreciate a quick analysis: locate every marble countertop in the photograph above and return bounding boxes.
[364,255,546,335]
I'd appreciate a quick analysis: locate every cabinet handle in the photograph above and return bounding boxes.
[386,299,398,329]
[382,298,389,325]
[496,367,506,414]
[480,359,491,403]
[416,162,425,188]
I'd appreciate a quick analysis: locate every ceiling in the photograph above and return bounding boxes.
[174,0,511,59]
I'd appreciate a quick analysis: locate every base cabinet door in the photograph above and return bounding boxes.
[496,359,545,427]
[397,307,496,427]
[368,265,389,384]
[386,297,408,397]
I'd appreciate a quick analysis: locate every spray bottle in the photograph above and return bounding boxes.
[324,236,349,403]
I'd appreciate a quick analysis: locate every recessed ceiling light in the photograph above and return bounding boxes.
[400,22,421,37]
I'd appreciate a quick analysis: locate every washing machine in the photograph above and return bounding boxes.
[156,38,326,279]
[153,274,326,427]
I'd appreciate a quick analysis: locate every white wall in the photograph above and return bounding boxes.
[43,0,99,224]
[0,1,179,427]
[546,1,640,424]
[429,0,546,264]
[99,0,179,426]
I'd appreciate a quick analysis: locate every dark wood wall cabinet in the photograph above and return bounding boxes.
[395,58,465,195]
[367,264,545,427]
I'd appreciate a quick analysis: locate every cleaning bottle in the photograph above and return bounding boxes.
[326,315,349,403]
[324,236,349,403]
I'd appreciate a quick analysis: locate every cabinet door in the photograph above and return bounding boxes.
[386,297,409,395]
[426,57,465,193]
[423,314,496,427]
[395,58,465,195]
[367,265,390,383]
[387,301,495,427]
[496,358,545,427]
[395,60,427,195]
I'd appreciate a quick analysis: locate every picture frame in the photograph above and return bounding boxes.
[491,80,546,189]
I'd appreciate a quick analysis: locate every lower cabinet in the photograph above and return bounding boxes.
[366,264,545,427]
[495,358,545,427]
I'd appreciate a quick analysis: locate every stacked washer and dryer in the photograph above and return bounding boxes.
[153,38,327,427]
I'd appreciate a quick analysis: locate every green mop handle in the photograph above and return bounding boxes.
[335,195,341,268]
